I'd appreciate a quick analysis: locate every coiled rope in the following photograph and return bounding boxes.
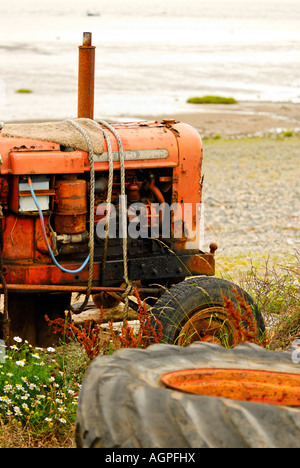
[88,119,133,321]
[66,119,132,320]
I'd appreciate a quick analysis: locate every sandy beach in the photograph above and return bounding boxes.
[137,101,300,139]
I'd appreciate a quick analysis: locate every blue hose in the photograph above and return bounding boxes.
[28,178,90,274]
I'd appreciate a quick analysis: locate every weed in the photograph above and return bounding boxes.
[46,289,163,357]
[15,89,33,94]
[113,290,163,349]
[45,307,112,363]
[269,308,300,350]
[187,95,238,104]
[222,290,268,348]
[237,254,299,315]
[283,130,294,138]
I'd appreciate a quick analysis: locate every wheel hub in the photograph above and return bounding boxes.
[161,368,300,407]
[177,306,239,347]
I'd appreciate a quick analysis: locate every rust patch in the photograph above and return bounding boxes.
[78,32,95,119]
[185,253,215,276]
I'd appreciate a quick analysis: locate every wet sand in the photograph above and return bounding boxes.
[7,101,300,139]
[136,101,300,139]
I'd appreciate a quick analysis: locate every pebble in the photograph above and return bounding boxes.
[201,137,300,263]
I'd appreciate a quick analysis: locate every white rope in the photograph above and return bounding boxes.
[88,119,133,323]
[96,126,114,281]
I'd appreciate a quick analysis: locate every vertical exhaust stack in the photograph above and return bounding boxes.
[78,32,96,119]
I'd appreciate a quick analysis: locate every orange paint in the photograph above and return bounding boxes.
[10,151,84,175]
[0,118,209,289]
[54,179,87,234]
[161,368,300,407]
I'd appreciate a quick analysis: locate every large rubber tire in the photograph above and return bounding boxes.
[151,276,265,346]
[75,342,300,448]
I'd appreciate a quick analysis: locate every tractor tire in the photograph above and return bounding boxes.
[151,276,265,346]
[75,341,300,448]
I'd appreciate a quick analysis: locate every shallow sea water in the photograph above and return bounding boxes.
[0,0,299,121]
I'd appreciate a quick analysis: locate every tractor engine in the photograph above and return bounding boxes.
[0,118,215,295]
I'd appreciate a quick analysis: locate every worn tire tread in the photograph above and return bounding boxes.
[76,342,300,448]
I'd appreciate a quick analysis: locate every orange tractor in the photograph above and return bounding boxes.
[0,34,265,346]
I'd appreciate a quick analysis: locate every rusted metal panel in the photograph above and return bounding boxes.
[186,253,215,276]
[90,121,181,171]
[161,368,300,407]
[0,136,59,174]
[9,151,85,174]
[2,121,200,175]
[2,262,100,286]
[2,215,35,261]
[2,213,56,263]
[54,179,87,234]
[2,251,214,288]
[171,122,203,250]
[0,284,124,293]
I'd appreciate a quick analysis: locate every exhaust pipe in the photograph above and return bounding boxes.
[78,32,96,119]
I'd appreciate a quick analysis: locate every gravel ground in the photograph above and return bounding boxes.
[201,136,300,271]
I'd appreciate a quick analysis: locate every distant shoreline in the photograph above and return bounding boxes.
[4,101,300,140]
[133,101,300,139]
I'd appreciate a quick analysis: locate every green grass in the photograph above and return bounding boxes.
[217,251,300,333]
[15,89,33,94]
[283,130,294,138]
[0,338,81,447]
[187,95,238,105]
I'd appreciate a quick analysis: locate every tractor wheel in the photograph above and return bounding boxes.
[75,341,300,448]
[151,276,265,346]
[4,292,71,347]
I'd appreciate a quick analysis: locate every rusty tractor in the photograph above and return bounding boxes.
[0,33,265,346]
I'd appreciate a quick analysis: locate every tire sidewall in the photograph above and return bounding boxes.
[76,342,300,448]
[151,276,264,344]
